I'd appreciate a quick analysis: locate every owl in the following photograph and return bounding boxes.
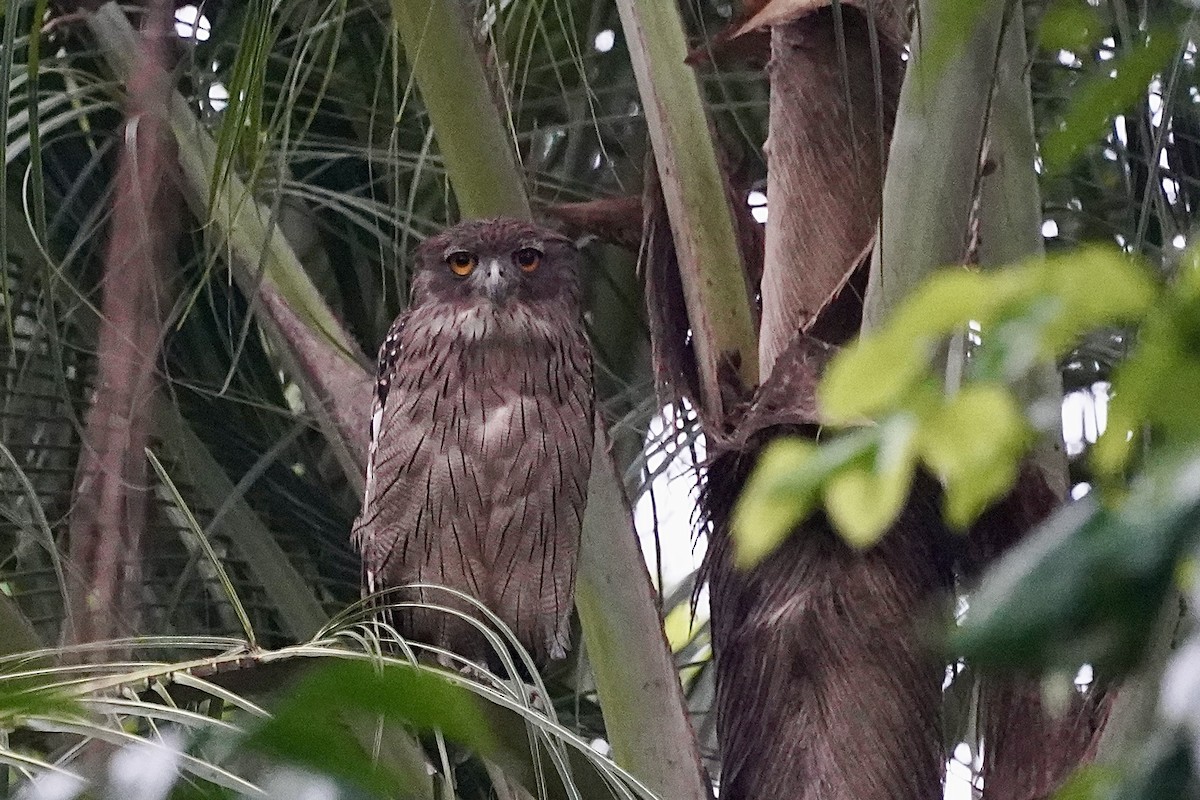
[353,218,594,668]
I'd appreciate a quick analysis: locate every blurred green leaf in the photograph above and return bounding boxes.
[747,246,1157,555]
[820,335,929,424]
[1037,246,1158,353]
[731,431,876,568]
[1177,246,1200,299]
[1039,0,1104,53]
[1094,281,1200,476]
[892,268,1034,337]
[1052,763,1120,800]
[823,415,918,547]
[0,673,82,725]
[1043,27,1179,171]
[247,660,497,795]
[252,716,400,796]
[920,385,1030,528]
[954,452,1200,673]
[822,269,1027,423]
[824,248,1150,426]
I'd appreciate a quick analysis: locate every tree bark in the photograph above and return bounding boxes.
[758,3,905,376]
[705,5,944,799]
[705,329,952,800]
[65,0,180,648]
[708,477,949,800]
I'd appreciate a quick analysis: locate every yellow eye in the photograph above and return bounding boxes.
[514,247,542,273]
[447,251,477,276]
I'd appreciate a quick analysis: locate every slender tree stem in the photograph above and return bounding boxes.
[864,0,1008,329]
[390,0,532,220]
[576,432,713,800]
[614,0,759,414]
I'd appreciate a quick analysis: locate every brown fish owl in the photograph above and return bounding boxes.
[353,218,594,668]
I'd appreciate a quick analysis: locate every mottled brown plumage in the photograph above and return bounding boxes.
[353,219,594,668]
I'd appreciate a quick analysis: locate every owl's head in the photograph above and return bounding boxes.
[411,218,580,309]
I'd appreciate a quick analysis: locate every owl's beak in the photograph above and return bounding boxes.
[481,257,510,303]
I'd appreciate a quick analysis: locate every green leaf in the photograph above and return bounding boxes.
[731,432,875,568]
[1176,245,1200,300]
[824,249,1152,427]
[1042,247,1157,323]
[1043,27,1179,171]
[1143,341,1200,442]
[1093,292,1200,476]
[892,268,1035,338]
[954,451,1200,673]
[1038,0,1104,54]
[1091,397,1137,478]
[1053,764,1120,800]
[251,712,400,796]
[247,661,497,795]
[1037,246,1158,353]
[820,335,928,423]
[975,297,1060,383]
[823,415,918,548]
[823,267,1038,424]
[919,385,1030,528]
[0,673,82,725]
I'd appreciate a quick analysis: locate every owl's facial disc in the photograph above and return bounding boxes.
[423,224,567,309]
[481,256,509,303]
[454,244,544,304]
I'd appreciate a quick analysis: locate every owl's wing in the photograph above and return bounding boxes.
[362,314,405,522]
[357,314,406,597]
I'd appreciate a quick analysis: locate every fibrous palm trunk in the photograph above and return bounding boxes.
[704,338,951,800]
[703,3,1115,798]
[701,5,954,799]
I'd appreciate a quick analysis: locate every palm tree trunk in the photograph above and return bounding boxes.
[707,455,949,800]
[757,2,906,373]
[700,4,950,798]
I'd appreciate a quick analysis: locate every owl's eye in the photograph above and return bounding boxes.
[446,251,478,277]
[514,247,542,273]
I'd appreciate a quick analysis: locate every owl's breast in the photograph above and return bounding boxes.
[478,393,519,458]
[382,299,592,472]
[358,293,594,664]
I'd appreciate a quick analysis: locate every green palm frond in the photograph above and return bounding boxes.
[0,597,659,800]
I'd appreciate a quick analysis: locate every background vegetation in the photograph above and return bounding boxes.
[0,0,1198,798]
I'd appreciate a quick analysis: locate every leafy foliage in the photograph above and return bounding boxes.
[0,617,655,800]
[247,660,497,795]
[4,0,1200,797]
[1042,23,1179,171]
[734,247,1157,556]
[954,452,1200,673]
[731,2,1200,795]
[0,0,745,794]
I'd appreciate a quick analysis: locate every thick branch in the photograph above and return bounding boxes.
[759,4,905,375]
[576,432,712,800]
[863,0,1008,330]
